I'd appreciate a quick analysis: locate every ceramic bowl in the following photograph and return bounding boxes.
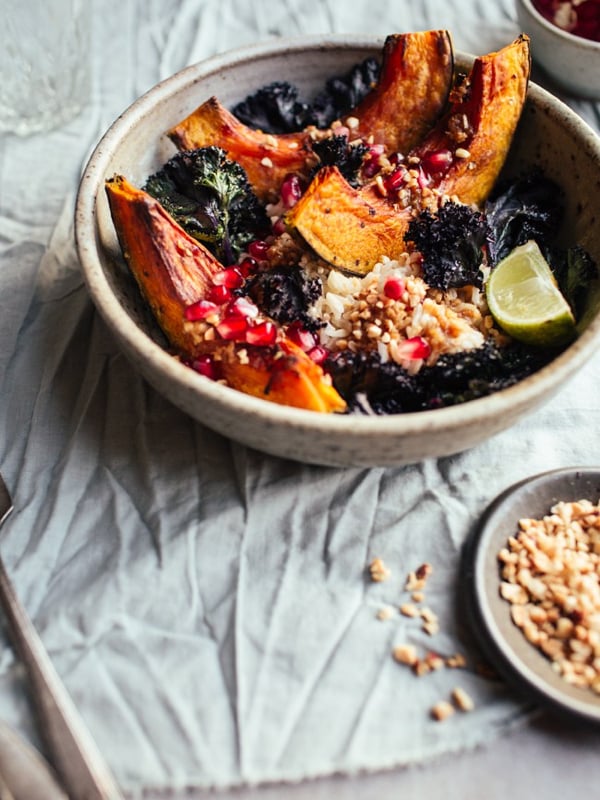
[75,35,600,467]
[516,0,600,99]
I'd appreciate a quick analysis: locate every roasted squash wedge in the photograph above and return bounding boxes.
[105,176,346,413]
[167,31,454,202]
[168,97,314,203]
[349,29,453,154]
[412,33,531,206]
[287,36,531,274]
[105,174,222,354]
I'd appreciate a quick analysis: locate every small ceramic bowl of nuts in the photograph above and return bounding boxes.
[464,466,600,722]
[516,0,600,99]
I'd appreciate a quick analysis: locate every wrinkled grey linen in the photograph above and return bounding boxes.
[0,0,599,796]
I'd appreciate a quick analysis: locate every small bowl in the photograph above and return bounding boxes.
[463,467,600,723]
[516,0,600,99]
[75,35,600,467]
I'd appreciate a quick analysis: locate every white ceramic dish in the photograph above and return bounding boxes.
[516,0,600,99]
[75,35,600,467]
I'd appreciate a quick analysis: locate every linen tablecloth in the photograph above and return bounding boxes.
[1,0,599,797]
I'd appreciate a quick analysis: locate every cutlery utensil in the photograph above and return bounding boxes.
[0,473,125,799]
[0,719,66,799]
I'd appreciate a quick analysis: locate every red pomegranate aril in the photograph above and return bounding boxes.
[307,345,328,365]
[184,299,219,321]
[216,315,249,341]
[281,174,303,208]
[207,284,232,304]
[191,354,218,380]
[228,296,259,319]
[385,167,407,192]
[272,217,287,235]
[246,320,277,346]
[238,256,258,277]
[397,336,431,360]
[248,239,270,260]
[417,167,431,189]
[212,266,244,289]
[286,322,317,351]
[422,149,453,173]
[383,277,405,300]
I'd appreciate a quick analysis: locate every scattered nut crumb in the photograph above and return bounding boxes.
[412,591,425,603]
[369,557,391,582]
[452,686,475,712]
[445,652,467,669]
[400,602,419,618]
[431,700,455,721]
[392,644,419,666]
[376,605,395,621]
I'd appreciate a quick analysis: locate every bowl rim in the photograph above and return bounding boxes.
[75,33,600,439]
[517,0,600,50]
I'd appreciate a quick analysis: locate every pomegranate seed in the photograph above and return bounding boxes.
[228,296,259,319]
[422,149,453,173]
[212,266,244,289]
[207,284,232,304]
[281,174,303,208]
[248,239,270,260]
[383,277,405,300]
[272,217,287,235]
[385,167,407,192]
[239,257,258,277]
[307,345,328,365]
[286,322,317,351]
[246,320,277,346]
[396,336,431,360]
[184,299,219,321]
[190,354,218,380]
[216,315,249,341]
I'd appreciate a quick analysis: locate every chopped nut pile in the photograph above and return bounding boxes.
[498,499,600,693]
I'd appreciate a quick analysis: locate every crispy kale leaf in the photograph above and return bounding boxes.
[232,57,380,133]
[326,341,555,415]
[549,244,599,320]
[244,266,323,331]
[310,135,368,187]
[485,171,564,265]
[144,147,268,265]
[406,202,492,290]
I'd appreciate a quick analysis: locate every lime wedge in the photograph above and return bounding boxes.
[486,240,576,347]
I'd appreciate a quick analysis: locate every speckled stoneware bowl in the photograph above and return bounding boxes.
[516,0,600,99]
[75,35,600,467]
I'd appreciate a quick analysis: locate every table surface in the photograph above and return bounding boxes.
[1,1,600,798]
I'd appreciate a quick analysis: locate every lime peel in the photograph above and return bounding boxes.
[486,240,576,347]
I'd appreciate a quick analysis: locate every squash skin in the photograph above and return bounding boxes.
[288,36,531,274]
[105,176,346,414]
[167,30,454,203]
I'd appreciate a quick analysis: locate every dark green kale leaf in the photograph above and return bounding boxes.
[485,171,564,264]
[548,244,599,320]
[144,147,269,265]
[406,202,492,290]
[244,266,323,331]
[310,135,368,187]
[232,57,380,133]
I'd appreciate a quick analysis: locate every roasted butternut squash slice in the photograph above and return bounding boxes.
[168,97,314,202]
[105,176,346,413]
[105,174,222,354]
[288,36,531,274]
[286,165,412,273]
[349,29,453,153]
[167,31,454,202]
[412,33,531,206]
